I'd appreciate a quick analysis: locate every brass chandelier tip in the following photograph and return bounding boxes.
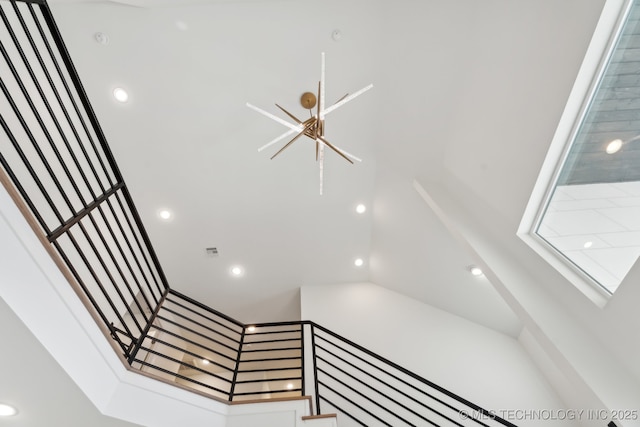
[300,92,317,109]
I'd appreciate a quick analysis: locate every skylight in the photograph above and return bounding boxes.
[521,0,640,301]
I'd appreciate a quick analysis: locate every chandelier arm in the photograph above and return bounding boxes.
[257,129,296,152]
[322,84,373,116]
[246,102,302,132]
[317,136,354,164]
[333,93,349,105]
[318,144,325,195]
[275,104,304,124]
[270,122,316,160]
[319,52,326,121]
[316,81,322,139]
[331,145,362,163]
[317,136,361,162]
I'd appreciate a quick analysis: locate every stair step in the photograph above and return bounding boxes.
[229,395,312,407]
[302,413,338,426]
[302,413,337,420]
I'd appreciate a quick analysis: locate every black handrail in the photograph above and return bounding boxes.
[168,288,244,328]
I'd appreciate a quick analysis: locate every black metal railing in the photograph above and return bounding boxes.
[309,323,516,427]
[129,289,242,401]
[0,0,517,425]
[125,290,303,402]
[0,0,168,359]
[234,321,303,400]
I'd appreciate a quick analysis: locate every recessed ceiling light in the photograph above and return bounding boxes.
[354,258,364,267]
[230,266,244,277]
[286,383,294,390]
[247,326,256,332]
[0,404,17,417]
[113,87,129,103]
[606,139,623,154]
[158,209,172,220]
[469,266,483,276]
[583,241,593,248]
[94,32,109,45]
[356,204,366,214]
[202,359,210,365]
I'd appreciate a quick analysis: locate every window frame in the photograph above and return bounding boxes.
[518,0,633,307]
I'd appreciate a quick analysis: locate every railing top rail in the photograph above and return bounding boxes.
[249,320,305,328]
[168,288,245,328]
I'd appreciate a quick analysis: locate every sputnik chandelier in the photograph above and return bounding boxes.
[247,53,373,195]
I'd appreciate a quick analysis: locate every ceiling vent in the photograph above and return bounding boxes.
[206,247,219,256]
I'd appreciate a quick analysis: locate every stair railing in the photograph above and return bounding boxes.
[306,322,516,427]
[0,0,169,359]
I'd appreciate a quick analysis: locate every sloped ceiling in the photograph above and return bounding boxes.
[44,0,606,338]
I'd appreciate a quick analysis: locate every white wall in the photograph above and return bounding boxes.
[301,282,575,427]
[227,398,313,427]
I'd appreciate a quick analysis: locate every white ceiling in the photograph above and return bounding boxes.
[42,0,607,337]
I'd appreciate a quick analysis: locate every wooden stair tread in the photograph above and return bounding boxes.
[302,413,337,420]
[230,395,312,406]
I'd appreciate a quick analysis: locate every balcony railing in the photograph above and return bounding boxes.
[0,1,516,425]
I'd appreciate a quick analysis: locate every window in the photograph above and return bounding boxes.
[521,0,639,302]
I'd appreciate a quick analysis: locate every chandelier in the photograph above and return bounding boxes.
[247,53,372,194]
